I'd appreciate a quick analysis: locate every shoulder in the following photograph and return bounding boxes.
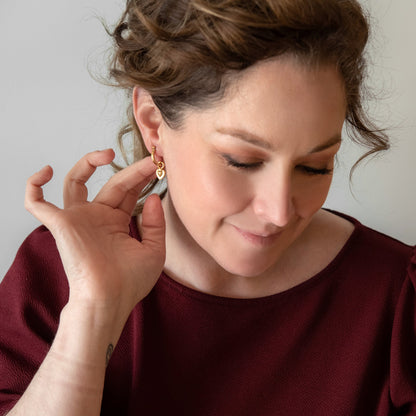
[6,225,64,278]
[324,210,414,289]
[1,226,69,313]
[340,212,412,269]
[12,225,60,264]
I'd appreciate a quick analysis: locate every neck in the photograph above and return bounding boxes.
[162,194,234,295]
[161,193,296,298]
[157,194,354,299]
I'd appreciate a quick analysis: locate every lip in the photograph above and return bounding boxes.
[231,225,281,247]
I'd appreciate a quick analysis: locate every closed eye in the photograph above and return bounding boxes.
[297,165,333,175]
[222,154,333,175]
[222,154,263,170]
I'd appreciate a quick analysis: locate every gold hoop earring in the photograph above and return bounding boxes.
[151,146,166,180]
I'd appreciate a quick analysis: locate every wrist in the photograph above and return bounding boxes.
[9,302,117,416]
[53,301,124,369]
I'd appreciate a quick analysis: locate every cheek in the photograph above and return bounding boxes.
[295,176,333,215]
[166,149,252,215]
[200,167,253,212]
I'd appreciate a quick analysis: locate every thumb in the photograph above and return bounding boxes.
[140,194,166,254]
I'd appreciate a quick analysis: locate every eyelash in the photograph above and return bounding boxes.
[298,166,333,176]
[223,155,263,170]
[223,155,333,176]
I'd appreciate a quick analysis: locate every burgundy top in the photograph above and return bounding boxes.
[0,214,415,415]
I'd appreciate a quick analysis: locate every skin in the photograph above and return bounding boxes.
[134,56,353,298]
[9,56,353,415]
[11,153,165,415]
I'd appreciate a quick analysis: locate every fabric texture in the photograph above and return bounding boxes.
[0,213,415,415]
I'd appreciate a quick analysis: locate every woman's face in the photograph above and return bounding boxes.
[158,57,346,278]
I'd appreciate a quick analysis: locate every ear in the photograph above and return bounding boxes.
[132,87,164,155]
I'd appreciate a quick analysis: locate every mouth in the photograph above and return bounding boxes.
[231,225,282,247]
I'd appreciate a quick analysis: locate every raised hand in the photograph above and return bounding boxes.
[24,149,166,324]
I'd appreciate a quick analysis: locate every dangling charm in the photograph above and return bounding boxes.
[155,161,165,180]
[151,146,166,180]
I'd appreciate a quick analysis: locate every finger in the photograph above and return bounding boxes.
[93,157,155,209]
[63,149,115,208]
[140,194,166,254]
[117,174,158,215]
[117,184,142,216]
[25,166,60,224]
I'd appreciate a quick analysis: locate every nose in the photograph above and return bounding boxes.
[252,171,295,228]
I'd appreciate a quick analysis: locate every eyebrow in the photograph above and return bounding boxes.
[215,127,342,153]
[308,135,342,154]
[215,127,273,150]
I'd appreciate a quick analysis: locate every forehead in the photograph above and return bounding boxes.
[225,56,346,107]
[175,56,347,155]
[208,57,346,136]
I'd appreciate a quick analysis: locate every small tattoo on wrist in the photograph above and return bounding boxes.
[106,343,114,366]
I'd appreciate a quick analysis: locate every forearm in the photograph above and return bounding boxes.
[7,301,124,416]
[7,152,165,415]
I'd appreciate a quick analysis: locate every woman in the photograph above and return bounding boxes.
[0,0,415,415]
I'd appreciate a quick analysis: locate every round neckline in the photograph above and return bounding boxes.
[130,211,362,305]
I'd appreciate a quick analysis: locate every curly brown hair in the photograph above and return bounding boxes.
[107,0,388,212]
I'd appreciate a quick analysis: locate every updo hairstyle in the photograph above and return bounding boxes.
[108,0,388,212]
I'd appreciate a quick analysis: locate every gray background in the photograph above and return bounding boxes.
[1,0,415,280]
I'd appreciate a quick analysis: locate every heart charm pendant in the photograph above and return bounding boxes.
[156,166,165,180]
[151,146,165,180]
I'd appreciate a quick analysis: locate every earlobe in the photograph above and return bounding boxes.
[132,87,164,154]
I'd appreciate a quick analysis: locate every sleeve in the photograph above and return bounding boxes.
[390,246,416,415]
[0,227,69,414]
